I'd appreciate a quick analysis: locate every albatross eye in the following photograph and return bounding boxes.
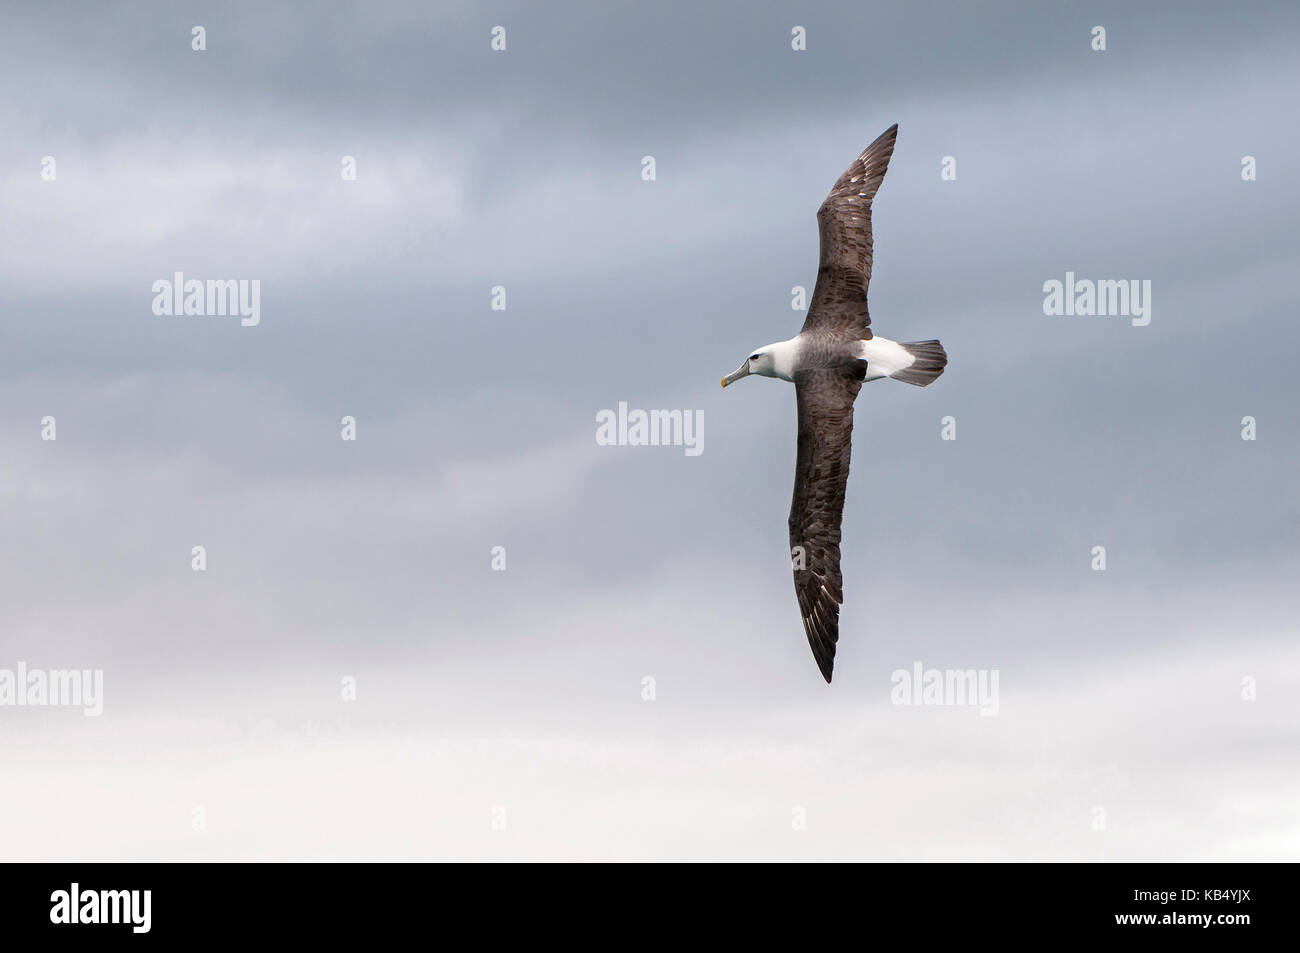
[749,353,760,361]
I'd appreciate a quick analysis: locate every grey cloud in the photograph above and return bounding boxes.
[1,0,1297,861]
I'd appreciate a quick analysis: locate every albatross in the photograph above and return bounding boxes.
[720,124,947,683]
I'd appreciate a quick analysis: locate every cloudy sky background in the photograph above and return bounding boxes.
[1,0,1297,860]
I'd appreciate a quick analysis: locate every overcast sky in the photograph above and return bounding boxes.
[1,0,1297,860]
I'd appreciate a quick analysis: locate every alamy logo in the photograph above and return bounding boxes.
[595,402,703,457]
[1042,271,1151,326]
[151,272,261,326]
[890,661,1000,716]
[50,883,151,934]
[0,662,103,716]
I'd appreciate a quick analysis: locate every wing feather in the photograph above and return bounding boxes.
[789,368,863,682]
[803,124,898,336]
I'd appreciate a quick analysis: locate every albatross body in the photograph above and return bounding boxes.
[720,124,947,683]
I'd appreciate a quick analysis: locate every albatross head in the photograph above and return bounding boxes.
[721,342,794,387]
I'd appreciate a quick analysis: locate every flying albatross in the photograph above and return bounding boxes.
[720,124,946,683]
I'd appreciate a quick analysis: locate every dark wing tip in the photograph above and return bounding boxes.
[798,582,841,684]
[817,655,834,684]
[810,631,836,683]
[869,123,898,160]
[866,123,898,155]
[820,124,899,217]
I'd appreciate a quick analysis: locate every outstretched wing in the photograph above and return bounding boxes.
[803,123,898,337]
[788,366,864,683]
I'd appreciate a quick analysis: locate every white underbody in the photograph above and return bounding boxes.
[856,336,914,381]
[751,335,914,383]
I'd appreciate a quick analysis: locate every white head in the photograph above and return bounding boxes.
[720,342,792,387]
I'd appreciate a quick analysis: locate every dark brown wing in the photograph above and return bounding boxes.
[803,124,898,338]
[788,366,864,683]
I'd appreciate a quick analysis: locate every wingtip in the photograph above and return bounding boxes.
[799,588,841,684]
[815,654,835,684]
[862,123,898,157]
